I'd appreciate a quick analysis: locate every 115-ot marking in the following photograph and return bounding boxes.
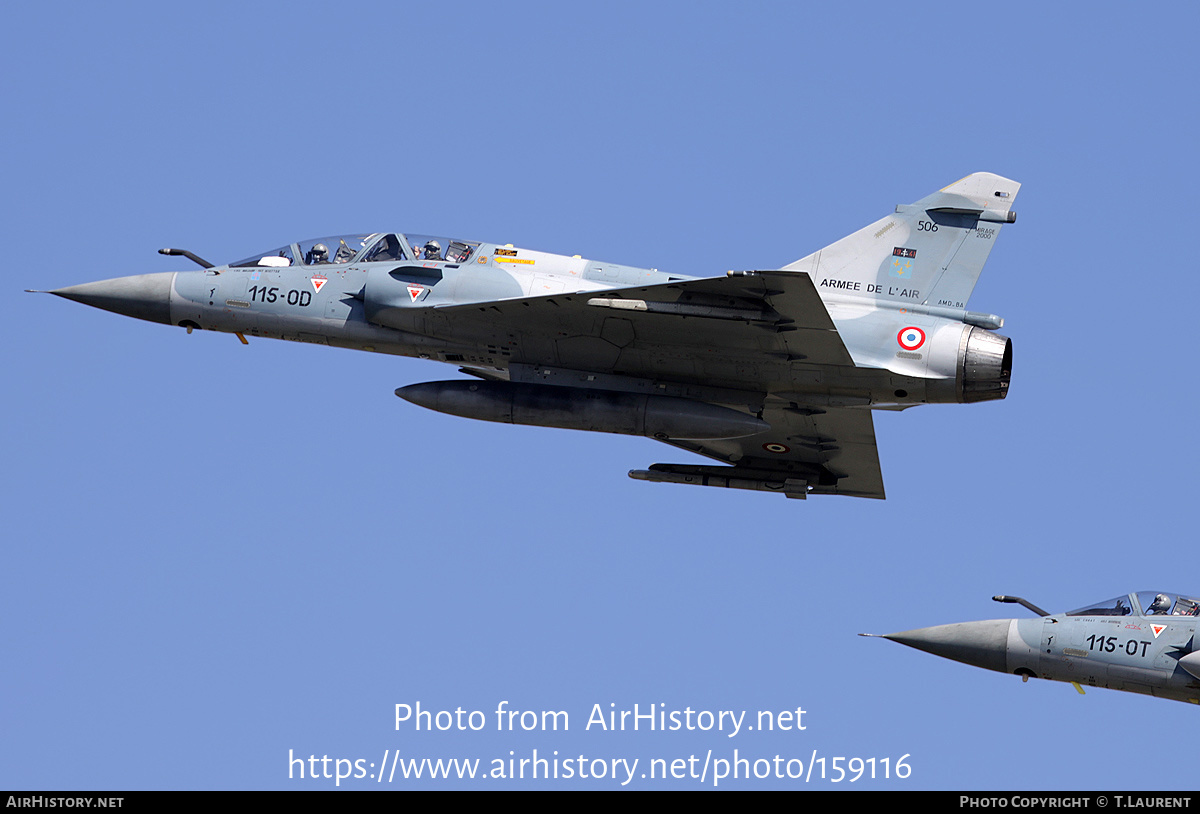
[1086,634,1151,658]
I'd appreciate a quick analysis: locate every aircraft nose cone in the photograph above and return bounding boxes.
[51,272,174,325]
[883,620,1010,674]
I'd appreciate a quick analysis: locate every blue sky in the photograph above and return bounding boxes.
[4,1,1198,790]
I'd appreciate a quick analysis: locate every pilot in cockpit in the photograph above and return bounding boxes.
[306,243,330,265]
[422,240,443,261]
[1148,594,1173,615]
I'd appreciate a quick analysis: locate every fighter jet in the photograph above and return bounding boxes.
[40,172,1019,499]
[863,592,1200,704]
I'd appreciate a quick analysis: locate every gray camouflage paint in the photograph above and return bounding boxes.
[46,173,1020,500]
[866,592,1200,705]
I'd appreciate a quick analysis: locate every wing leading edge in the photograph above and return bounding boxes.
[419,270,855,372]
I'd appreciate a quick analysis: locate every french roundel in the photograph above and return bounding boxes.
[897,326,926,351]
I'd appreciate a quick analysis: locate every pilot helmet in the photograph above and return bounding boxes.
[1149,594,1172,614]
[311,243,329,263]
[423,240,442,259]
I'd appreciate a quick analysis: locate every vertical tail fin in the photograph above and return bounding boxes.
[783,172,1020,310]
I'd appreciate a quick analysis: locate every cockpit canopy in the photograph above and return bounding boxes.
[229,233,480,268]
[1066,592,1200,617]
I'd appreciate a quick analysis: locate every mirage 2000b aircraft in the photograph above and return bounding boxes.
[43,173,1019,500]
[863,592,1200,705]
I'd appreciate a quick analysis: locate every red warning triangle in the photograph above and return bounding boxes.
[310,275,328,294]
[408,285,424,302]
[1151,624,1167,638]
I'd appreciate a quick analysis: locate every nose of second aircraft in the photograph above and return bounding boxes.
[50,272,175,325]
[882,620,1011,674]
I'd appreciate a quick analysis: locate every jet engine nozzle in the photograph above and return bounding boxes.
[959,327,1012,403]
